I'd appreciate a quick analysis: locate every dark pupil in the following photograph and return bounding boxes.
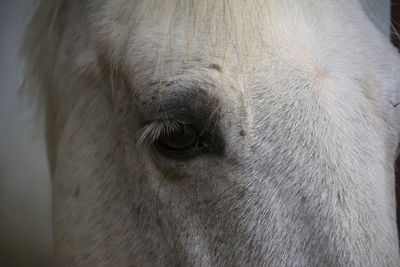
[158,125,198,150]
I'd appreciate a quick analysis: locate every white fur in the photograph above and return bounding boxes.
[22,0,400,266]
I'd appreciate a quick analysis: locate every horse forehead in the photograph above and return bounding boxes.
[92,0,393,117]
[93,1,340,77]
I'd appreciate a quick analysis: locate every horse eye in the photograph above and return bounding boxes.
[155,124,200,156]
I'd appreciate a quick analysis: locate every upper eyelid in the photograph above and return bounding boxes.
[137,86,219,127]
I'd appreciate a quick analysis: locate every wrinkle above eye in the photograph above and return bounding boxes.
[138,88,212,123]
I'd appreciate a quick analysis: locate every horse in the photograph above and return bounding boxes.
[22,0,400,266]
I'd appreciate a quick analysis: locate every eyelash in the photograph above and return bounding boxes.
[138,120,185,146]
[138,118,223,159]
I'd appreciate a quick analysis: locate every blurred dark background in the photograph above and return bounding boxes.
[0,1,52,267]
